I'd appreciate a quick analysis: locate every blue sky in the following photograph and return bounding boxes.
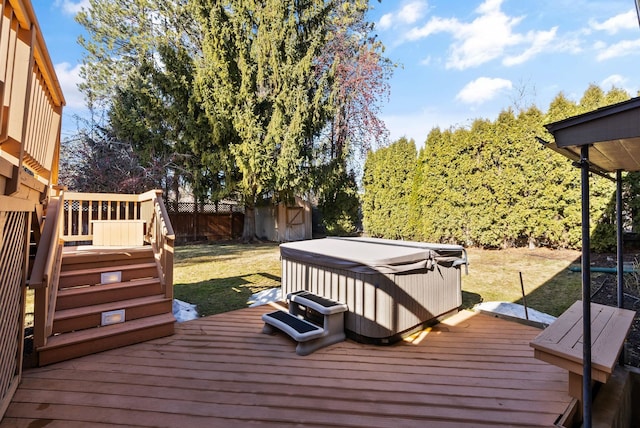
[34,0,640,144]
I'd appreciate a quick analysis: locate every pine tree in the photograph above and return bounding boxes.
[194,0,335,240]
[76,0,230,201]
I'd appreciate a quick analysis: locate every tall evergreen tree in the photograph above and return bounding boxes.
[193,0,333,240]
[77,0,194,110]
[413,127,467,244]
[108,42,233,203]
[366,84,627,250]
[362,137,417,239]
[77,0,232,202]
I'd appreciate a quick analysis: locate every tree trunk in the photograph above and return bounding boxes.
[242,204,256,242]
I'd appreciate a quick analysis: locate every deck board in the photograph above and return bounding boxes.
[2,306,572,427]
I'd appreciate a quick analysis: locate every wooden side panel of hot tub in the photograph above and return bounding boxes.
[281,258,462,343]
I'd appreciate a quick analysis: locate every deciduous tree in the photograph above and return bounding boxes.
[313,0,392,235]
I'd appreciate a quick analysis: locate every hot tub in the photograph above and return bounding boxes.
[280,237,467,344]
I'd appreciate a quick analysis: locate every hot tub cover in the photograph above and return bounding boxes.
[279,237,466,275]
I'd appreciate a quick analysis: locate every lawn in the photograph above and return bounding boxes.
[173,242,282,316]
[173,242,583,318]
[462,247,582,316]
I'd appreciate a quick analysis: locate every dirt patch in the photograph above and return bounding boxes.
[586,252,640,368]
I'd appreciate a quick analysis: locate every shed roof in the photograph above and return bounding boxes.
[543,96,640,173]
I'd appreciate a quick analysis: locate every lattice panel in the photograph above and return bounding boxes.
[0,210,26,414]
[168,202,243,214]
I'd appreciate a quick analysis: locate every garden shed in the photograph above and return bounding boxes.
[255,196,312,242]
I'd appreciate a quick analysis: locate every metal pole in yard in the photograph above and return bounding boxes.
[519,272,529,320]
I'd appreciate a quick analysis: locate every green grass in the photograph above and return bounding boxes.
[174,242,583,318]
[173,242,282,317]
[461,247,582,316]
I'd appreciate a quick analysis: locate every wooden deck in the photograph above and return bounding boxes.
[1,306,572,427]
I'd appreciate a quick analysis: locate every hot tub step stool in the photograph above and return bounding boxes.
[262,291,348,356]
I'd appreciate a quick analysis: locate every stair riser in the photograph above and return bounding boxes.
[53,299,173,334]
[56,282,163,310]
[62,257,155,272]
[38,322,175,366]
[59,265,158,289]
[60,247,154,272]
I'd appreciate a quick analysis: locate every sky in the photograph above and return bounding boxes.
[33,0,640,145]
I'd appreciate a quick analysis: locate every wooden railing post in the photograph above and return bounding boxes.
[139,190,175,299]
[29,193,64,348]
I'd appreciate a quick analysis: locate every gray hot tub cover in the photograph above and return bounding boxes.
[279,238,467,275]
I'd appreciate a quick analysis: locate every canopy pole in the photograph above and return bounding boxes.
[616,170,626,367]
[616,169,624,310]
[581,145,592,428]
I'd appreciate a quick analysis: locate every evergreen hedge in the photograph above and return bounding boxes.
[362,85,634,250]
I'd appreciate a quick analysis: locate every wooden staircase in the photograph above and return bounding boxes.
[37,246,175,366]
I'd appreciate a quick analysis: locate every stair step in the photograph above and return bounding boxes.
[56,277,163,310]
[53,295,173,334]
[38,313,176,366]
[59,262,158,289]
[61,246,154,272]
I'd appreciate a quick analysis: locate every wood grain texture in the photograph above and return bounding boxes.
[2,306,573,427]
[530,301,635,383]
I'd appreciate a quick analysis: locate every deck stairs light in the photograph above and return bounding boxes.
[101,309,125,326]
[101,271,121,284]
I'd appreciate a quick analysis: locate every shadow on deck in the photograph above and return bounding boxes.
[2,306,572,427]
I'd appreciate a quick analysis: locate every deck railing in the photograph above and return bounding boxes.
[0,0,65,191]
[28,194,64,348]
[28,190,175,349]
[140,190,175,299]
[61,191,143,242]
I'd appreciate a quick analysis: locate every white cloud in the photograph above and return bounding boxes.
[405,16,460,40]
[445,1,524,70]
[476,0,502,15]
[590,9,637,35]
[404,0,559,70]
[456,77,512,105]
[601,74,627,89]
[377,1,427,30]
[593,40,607,50]
[503,27,557,66]
[54,62,85,109]
[378,13,393,30]
[596,38,640,61]
[54,0,90,16]
[398,1,427,25]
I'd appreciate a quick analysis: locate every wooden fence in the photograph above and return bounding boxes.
[168,211,244,242]
[165,201,244,242]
